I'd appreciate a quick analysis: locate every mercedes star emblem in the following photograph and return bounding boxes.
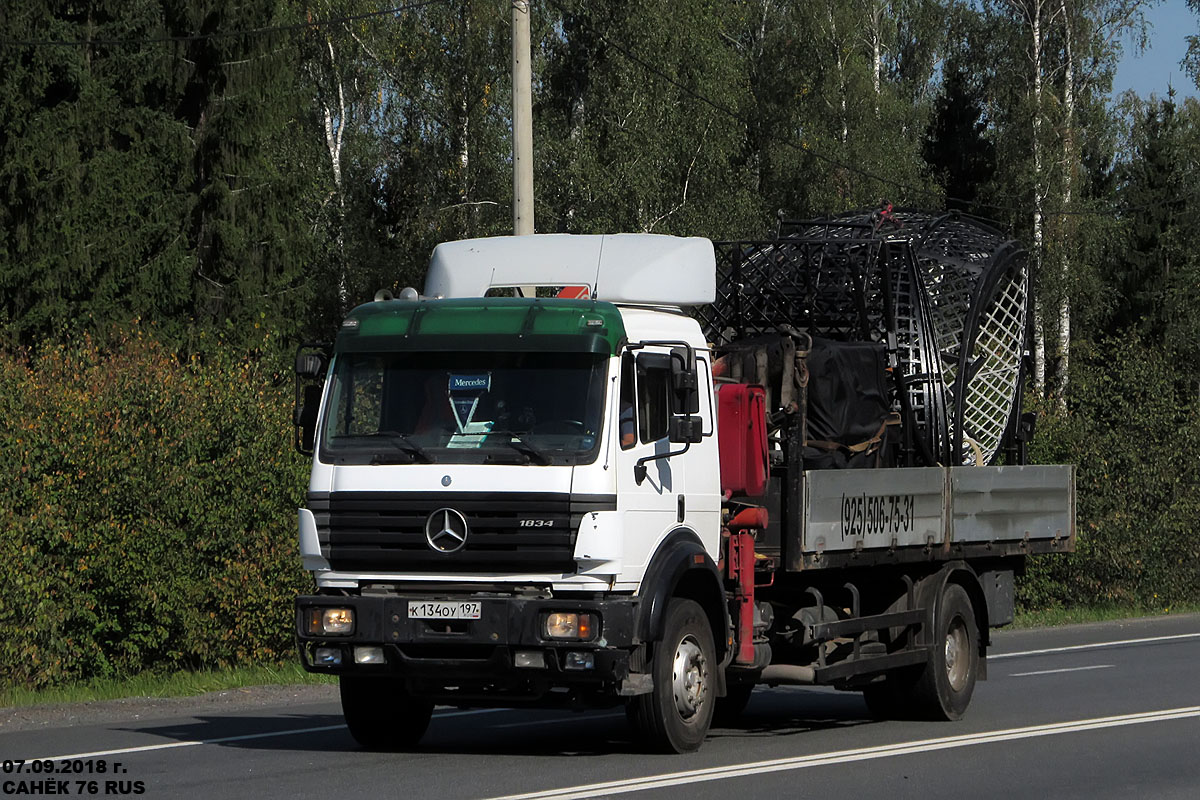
[425,508,469,553]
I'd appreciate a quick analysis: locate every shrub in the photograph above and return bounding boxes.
[0,327,309,689]
[1021,336,1200,612]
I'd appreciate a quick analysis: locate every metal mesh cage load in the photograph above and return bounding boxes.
[699,209,1029,466]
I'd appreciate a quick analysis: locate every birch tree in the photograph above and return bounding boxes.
[1051,1,1150,406]
[984,0,1148,408]
[1186,0,1200,85]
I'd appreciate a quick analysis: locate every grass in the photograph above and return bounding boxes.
[0,662,334,710]
[4,605,1199,710]
[1012,602,1200,629]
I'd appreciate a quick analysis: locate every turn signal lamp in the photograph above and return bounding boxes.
[307,607,355,635]
[544,612,597,641]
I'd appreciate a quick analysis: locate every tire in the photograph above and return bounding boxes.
[910,583,979,720]
[713,682,755,727]
[340,675,434,750]
[626,598,717,753]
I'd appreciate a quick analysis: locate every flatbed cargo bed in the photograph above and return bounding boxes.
[779,465,1075,570]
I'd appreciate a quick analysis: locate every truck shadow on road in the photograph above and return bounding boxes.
[711,687,874,741]
[120,712,355,753]
[121,687,874,757]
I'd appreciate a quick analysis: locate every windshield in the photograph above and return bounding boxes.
[320,351,610,465]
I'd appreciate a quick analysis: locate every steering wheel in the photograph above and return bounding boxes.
[533,419,588,436]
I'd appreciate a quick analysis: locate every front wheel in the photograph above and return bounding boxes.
[627,598,716,753]
[340,676,434,750]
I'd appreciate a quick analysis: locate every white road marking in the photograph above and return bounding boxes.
[991,632,1200,660]
[1010,664,1114,677]
[26,707,506,761]
[485,706,1200,800]
[30,725,349,761]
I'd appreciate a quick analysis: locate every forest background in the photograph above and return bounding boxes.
[1,0,1198,690]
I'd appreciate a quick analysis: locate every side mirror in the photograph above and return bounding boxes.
[294,343,331,456]
[295,352,327,380]
[669,414,703,444]
[295,384,322,454]
[670,346,699,414]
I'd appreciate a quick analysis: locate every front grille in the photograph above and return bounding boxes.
[312,491,612,574]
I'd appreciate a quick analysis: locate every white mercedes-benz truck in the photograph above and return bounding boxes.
[293,214,1074,753]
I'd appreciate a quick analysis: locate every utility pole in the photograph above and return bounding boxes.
[511,0,535,236]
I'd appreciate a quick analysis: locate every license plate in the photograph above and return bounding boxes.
[407,600,482,620]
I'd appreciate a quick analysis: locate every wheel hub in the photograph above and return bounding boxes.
[944,618,969,691]
[671,635,708,719]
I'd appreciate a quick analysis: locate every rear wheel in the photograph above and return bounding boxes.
[911,583,979,720]
[340,676,434,750]
[627,598,716,752]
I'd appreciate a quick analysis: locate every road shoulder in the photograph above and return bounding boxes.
[0,683,337,734]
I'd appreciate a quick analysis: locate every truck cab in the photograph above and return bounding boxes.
[295,235,729,752]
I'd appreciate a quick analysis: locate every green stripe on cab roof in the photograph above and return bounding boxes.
[336,297,627,355]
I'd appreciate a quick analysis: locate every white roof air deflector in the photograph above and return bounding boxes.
[424,234,716,307]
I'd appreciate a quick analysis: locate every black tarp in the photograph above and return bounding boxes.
[803,337,893,469]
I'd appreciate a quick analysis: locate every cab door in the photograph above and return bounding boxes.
[615,347,688,575]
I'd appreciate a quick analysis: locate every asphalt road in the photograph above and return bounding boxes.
[2,613,1198,800]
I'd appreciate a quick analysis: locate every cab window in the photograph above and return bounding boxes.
[619,353,637,449]
[636,353,672,443]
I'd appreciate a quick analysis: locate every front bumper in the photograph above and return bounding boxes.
[296,593,641,702]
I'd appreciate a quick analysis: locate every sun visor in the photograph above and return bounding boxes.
[424,234,716,307]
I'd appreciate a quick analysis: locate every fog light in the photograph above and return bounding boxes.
[307,607,354,635]
[314,647,342,666]
[354,646,385,665]
[564,651,595,670]
[514,651,545,669]
[544,612,597,640]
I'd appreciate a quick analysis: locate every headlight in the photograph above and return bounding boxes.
[544,612,597,641]
[306,607,354,635]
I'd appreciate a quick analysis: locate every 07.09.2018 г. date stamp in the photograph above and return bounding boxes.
[3,759,145,796]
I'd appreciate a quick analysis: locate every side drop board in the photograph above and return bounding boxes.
[795,466,1075,568]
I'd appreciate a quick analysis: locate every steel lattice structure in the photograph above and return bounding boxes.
[699,209,1030,467]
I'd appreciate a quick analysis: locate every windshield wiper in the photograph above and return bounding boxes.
[364,431,436,464]
[490,431,553,466]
